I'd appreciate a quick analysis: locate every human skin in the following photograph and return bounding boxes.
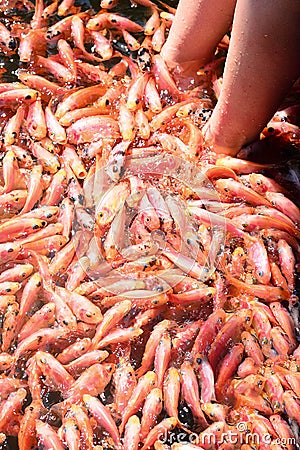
[161,0,300,155]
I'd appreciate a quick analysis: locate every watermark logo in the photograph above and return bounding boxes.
[157,422,297,447]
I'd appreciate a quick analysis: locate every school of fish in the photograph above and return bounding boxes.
[0,0,300,449]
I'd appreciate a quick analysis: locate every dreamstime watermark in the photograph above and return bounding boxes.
[157,422,297,447]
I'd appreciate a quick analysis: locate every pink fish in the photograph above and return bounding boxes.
[36,420,65,450]
[18,73,66,101]
[26,97,47,140]
[64,350,109,377]
[18,303,56,342]
[65,363,114,405]
[123,415,141,450]
[114,354,137,415]
[137,320,173,377]
[208,309,252,371]
[57,38,77,81]
[83,394,121,447]
[214,343,244,401]
[140,387,163,441]
[140,417,177,450]
[45,106,67,144]
[67,115,120,144]
[56,285,103,325]
[144,6,160,35]
[0,88,39,107]
[35,350,75,395]
[91,300,131,349]
[154,332,172,388]
[247,237,271,285]
[193,353,216,403]
[60,417,81,450]
[151,55,180,99]
[180,361,208,429]
[0,388,27,431]
[119,371,157,434]
[3,105,26,146]
[277,239,296,291]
